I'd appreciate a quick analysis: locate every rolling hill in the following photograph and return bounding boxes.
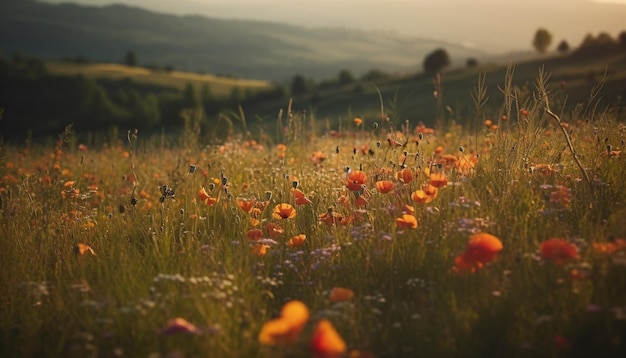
[0,0,485,81]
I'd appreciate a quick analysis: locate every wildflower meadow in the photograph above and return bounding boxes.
[1,68,626,357]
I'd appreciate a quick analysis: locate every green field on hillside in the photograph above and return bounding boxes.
[46,61,272,96]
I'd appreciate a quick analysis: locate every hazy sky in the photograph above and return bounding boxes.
[40,0,626,53]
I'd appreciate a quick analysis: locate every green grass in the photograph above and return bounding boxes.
[46,61,272,97]
[1,64,626,358]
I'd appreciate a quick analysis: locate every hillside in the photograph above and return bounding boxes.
[0,0,484,81]
[241,48,626,130]
[45,61,271,96]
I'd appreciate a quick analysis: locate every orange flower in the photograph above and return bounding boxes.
[464,232,503,264]
[252,244,270,256]
[198,187,210,202]
[396,214,418,229]
[428,172,448,188]
[434,145,444,154]
[354,195,369,207]
[259,300,310,346]
[353,117,363,126]
[453,233,503,274]
[329,287,354,303]
[247,229,263,241]
[310,319,347,358]
[375,180,394,194]
[593,238,626,255]
[74,243,96,256]
[236,198,256,212]
[266,223,285,238]
[318,210,352,227]
[438,154,458,168]
[294,189,313,205]
[396,167,413,184]
[346,170,367,191]
[540,238,579,265]
[272,203,297,219]
[411,184,438,204]
[288,234,306,248]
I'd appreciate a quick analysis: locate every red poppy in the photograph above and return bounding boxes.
[265,223,285,238]
[354,195,369,207]
[247,229,263,241]
[346,170,367,191]
[272,203,297,219]
[540,238,579,265]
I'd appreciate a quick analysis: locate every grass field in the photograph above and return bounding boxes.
[46,61,272,97]
[1,64,626,357]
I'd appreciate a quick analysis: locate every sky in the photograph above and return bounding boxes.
[40,0,626,53]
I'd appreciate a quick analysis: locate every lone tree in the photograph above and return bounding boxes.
[533,28,553,54]
[125,51,138,67]
[557,40,570,54]
[620,31,626,47]
[337,69,354,86]
[290,74,309,96]
[423,48,450,74]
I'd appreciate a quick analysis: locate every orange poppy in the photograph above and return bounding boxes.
[247,229,263,241]
[329,287,354,303]
[198,187,210,202]
[439,154,458,168]
[434,145,444,154]
[411,184,438,204]
[310,319,347,358]
[293,189,313,205]
[453,233,503,274]
[319,209,352,227]
[272,203,297,219]
[422,183,438,197]
[252,244,270,256]
[354,117,363,126]
[346,170,367,192]
[266,223,285,238]
[288,234,306,248]
[464,232,503,264]
[259,300,310,346]
[236,198,256,212]
[396,214,418,229]
[428,172,448,188]
[354,195,369,207]
[375,180,394,194]
[411,190,431,204]
[396,167,413,184]
[540,238,579,265]
[74,243,96,256]
[593,238,626,255]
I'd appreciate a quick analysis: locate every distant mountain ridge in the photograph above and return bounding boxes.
[0,0,485,81]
